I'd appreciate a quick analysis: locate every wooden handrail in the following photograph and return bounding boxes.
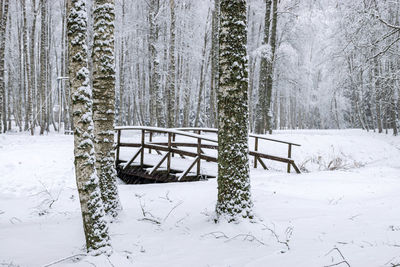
[115,126,217,143]
[174,127,301,147]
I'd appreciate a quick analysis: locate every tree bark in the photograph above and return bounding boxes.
[67,0,110,254]
[0,0,9,133]
[216,0,253,222]
[209,0,220,128]
[166,0,176,128]
[92,0,121,218]
[255,0,272,134]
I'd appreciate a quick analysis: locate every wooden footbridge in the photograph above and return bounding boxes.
[115,126,301,184]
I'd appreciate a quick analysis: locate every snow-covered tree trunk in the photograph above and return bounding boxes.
[30,0,38,132]
[92,0,121,218]
[22,0,33,135]
[264,0,278,134]
[254,0,272,134]
[0,0,9,133]
[194,16,210,127]
[39,0,47,135]
[216,0,253,222]
[209,0,220,128]
[166,0,176,128]
[149,0,161,127]
[67,0,111,254]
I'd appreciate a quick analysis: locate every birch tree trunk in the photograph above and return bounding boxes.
[166,0,176,128]
[149,0,160,126]
[0,0,9,133]
[67,0,111,254]
[209,0,220,128]
[30,0,38,132]
[22,0,33,134]
[194,14,210,127]
[264,0,278,134]
[255,0,272,134]
[92,0,121,218]
[216,0,253,222]
[39,0,47,135]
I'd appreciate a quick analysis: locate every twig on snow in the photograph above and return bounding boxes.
[106,257,115,267]
[163,201,183,222]
[159,191,173,202]
[262,224,292,251]
[324,247,351,267]
[9,217,22,224]
[41,253,87,267]
[135,195,161,224]
[202,231,265,245]
[225,233,266,245]
[201,231,229,239]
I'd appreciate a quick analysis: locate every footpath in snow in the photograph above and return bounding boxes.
[1,129,400,267]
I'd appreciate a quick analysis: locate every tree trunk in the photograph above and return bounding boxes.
[254,0,272,134]
[264,0,278,134]
[149,0,160,126]
[39,0,47,134]
[216,0,252,222]
[194,12,210,127]
[209,0,220,128]
[92,0,121,218]
[166,0,176,128]
[67,0,110,254]
[0,0,9,133]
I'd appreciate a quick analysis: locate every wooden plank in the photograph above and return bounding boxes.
[167,133,171,174]
[115,129,121,167]
[178,156,200,181]
[197,137,201,176]
[254,137,258,168]
[257,156,268,170]
[123,147,143,170]
[249,151,293,164]
[149,152,170,175]
[287,144,292,173]
[140,129,145,167]
[149,132,153,154]
[291,162,301,174]
[114,126,218,143]
[147,142,218,150]
[173,127,301,146]
[144,143,217,162]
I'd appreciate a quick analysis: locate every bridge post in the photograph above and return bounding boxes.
[254,137,258,168]
[149,132,153,154]
[115,129,121,167]
[197,137,201,176]
[140,129,145,167]
[167,132,171,174]
[287,144,292,173]
[172,133,175,157]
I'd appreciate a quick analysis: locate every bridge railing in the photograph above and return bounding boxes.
[173,127,301,173]
[115,126,300,181]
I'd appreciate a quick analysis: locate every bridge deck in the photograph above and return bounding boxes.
[115,127,300,184]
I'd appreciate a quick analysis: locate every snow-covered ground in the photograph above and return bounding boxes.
[1,129,400,267]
